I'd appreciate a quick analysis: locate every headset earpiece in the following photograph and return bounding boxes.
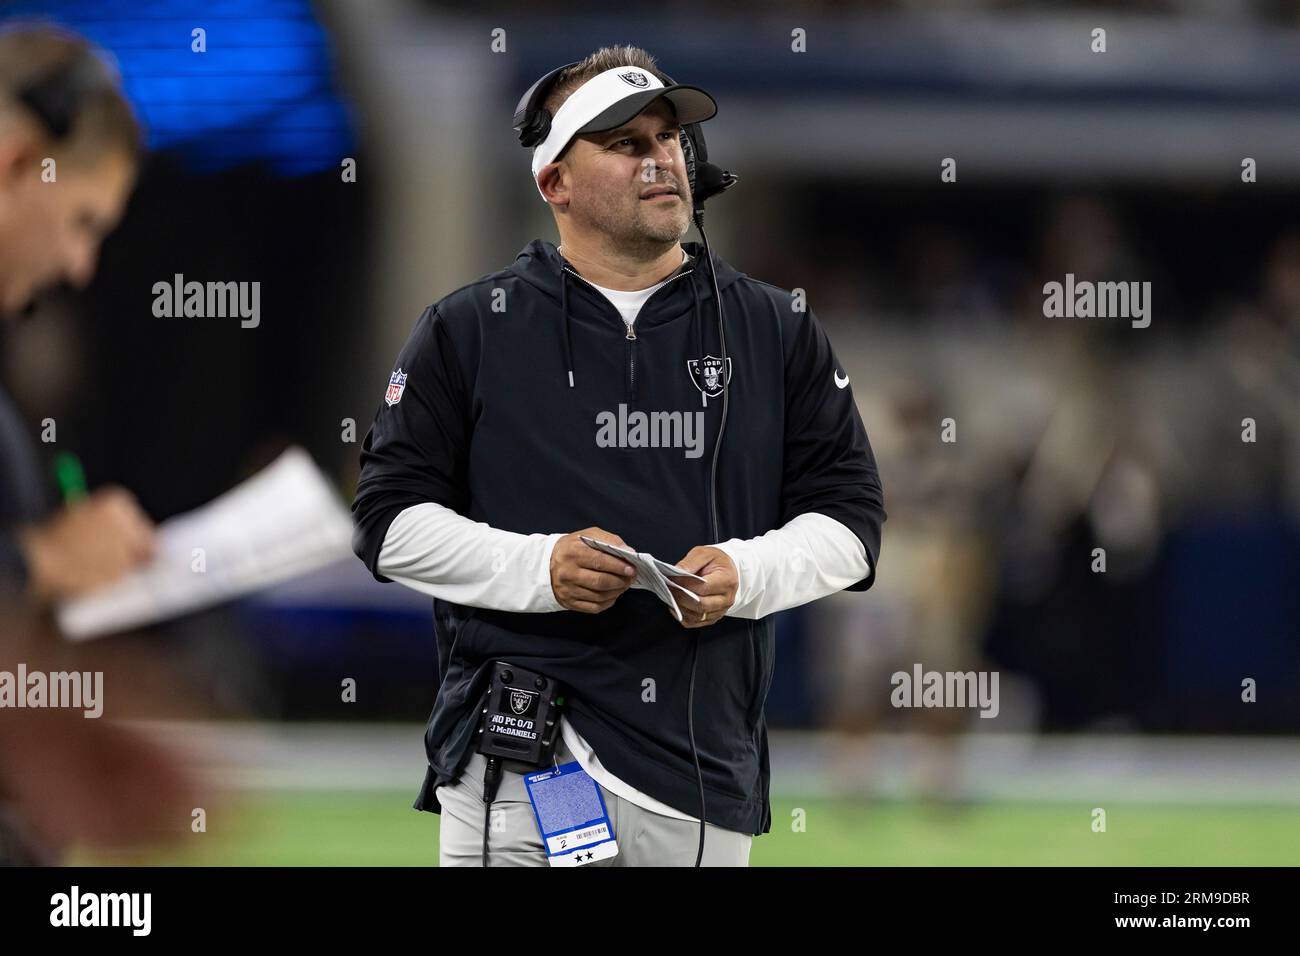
[680,123,700,199]
[658,72,737,223]
[512,60,581,149]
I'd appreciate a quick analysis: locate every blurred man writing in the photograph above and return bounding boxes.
[0,25,156,606]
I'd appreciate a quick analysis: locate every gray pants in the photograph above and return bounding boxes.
[434,734,753,867]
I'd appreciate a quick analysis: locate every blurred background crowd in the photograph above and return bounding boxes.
[0,0,1297,863]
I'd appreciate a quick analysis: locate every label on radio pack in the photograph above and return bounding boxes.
[485,684,541,743]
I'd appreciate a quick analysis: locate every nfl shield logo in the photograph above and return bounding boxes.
[686,355,733,399]
[385,368,407,406]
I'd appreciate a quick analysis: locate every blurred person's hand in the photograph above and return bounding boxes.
[16,486,156,603]
[549,527,636,613]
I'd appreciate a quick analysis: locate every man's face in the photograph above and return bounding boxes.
[0,144,135,321]
[550,99,693,251]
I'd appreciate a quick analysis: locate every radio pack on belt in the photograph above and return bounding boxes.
[474,660,566,774]
[473,660,618,867]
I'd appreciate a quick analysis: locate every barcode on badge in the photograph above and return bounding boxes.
[546,822,609,854]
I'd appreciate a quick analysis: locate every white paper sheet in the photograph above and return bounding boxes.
[578,535,706,623]
[56,446,354,641]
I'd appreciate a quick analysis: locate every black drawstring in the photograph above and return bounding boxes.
[560,265,575,388]
[691,274,706,407]
[557,246,700,393]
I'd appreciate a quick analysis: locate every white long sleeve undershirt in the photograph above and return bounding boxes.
[711,512,871,619]
[375,503,870,619]
[376,503,566,612]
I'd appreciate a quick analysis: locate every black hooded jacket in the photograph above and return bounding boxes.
[351,238,885,835]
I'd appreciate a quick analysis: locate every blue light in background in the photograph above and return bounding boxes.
[3,0,356,176]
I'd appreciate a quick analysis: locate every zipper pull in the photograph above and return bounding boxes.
[625,324,636,340]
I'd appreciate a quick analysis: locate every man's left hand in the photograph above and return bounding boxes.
[667,546,738,629]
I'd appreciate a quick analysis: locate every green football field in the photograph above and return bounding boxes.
[75,791,1300,866]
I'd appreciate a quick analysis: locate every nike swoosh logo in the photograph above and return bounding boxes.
[834,370,850,389]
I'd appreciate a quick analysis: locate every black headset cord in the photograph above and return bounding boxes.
[688,217,729,867]
[481,756,503,866]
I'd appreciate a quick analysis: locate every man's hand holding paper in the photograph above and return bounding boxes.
[549,528,637,614]
[665,545,738,629]
[577,535,730,626]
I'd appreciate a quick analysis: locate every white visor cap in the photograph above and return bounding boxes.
[530,66,717,202]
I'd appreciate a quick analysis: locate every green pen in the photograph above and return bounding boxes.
[53,451,88,504]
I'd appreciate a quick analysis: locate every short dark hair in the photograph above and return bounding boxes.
[0,22,142,165]
[542,44,668,123]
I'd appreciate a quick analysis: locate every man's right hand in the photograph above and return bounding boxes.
[549,527,636,614]
[17,486,157,605]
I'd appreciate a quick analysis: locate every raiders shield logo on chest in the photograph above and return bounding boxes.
[686,355,733,399]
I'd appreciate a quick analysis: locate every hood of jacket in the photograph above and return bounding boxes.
[507,238,744,391]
